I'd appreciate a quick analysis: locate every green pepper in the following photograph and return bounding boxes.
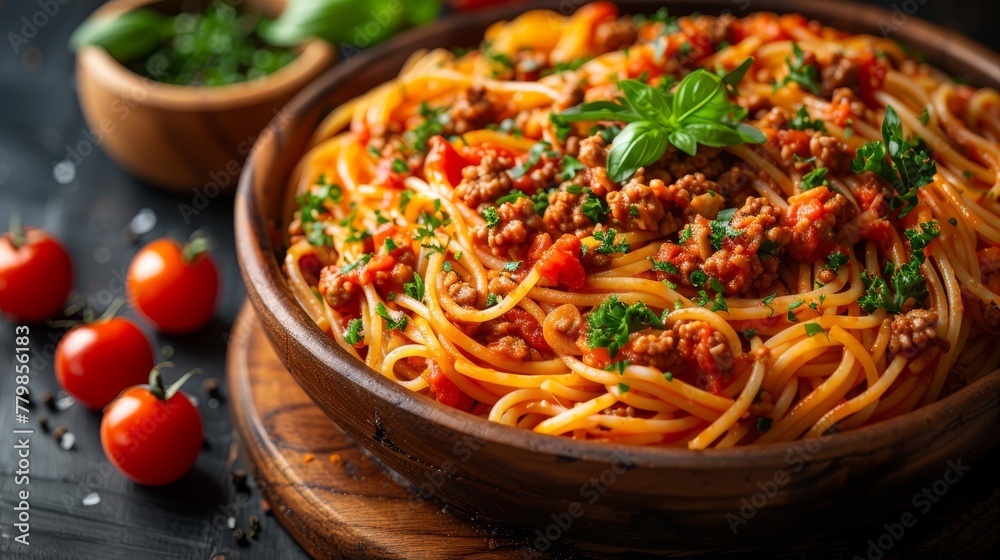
[69,8,170,63]
[259,0,441,48]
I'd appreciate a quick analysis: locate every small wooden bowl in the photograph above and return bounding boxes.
[75,0,334,193]
[236,0,1000,550]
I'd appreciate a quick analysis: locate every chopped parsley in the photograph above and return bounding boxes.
[384,237,399,251]
[605,360,630,375]
[617,382,631,394]
[344,318,364,345]
[948,217,958,226]
[443,261,453,273]
[504,261,521,272]
[391,158,409,174]
[593,228,630,255]
[559,155,586,181]
[786,299,805,322]
[919,107,930,125]
[762,292,777,316]
[495,190,529,205]
[709,207,741,250]
[486,293,498,307]
[586,296,665,358]
[678,225,693,244]
[788,106,826,132]
[804,323,826,337]
[296,176,343,247]
[648,257,678,274]
[851,106,937,218]
[826,251,849,270]
[403,273,425,302]
[376,303,407,331]
[775,43,820,94]
[858,221,940,314]
[510,141,557,179]
[481,206,500,228]
[405,101,449,153]
[800,167,828,191]
[744,328,758,339]
[581,189,610,224]
[341,253,372,275]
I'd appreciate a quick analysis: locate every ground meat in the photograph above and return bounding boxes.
[703,197,791,295]
[606,181,665,231]
[577,134,608,168]
[443,270,478,307]
[594,17,637,52]
[587,166,618,196]
[652,242,701,287]
[487,270,518,297]
[626,329,680,370]
[444,85,496,136]
[783,186,852,262]
[663,147,727,180]
[483,309,547,361]
[820,53,859,96]
[653,173,717,212]
[714,163,758,203]
[454,150,513,208]
[543,190,594,236]
[758,106,793,130]
[623,320,733,394]
[831,88,868,121]
[889,310,939,357]
[473,197,544,260]
[318,266,361,309]
[809,133,851,173]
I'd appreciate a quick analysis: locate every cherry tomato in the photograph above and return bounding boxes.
[56,317,154,410]
[101,365,203,486]
[0,224,73,323]
[127,237,219,334]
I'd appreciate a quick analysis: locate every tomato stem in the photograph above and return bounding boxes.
[182,233,213,264]
[99,297,126,322]
[148,362,174,400]
[148,361,203,400]
[8,214,26,250]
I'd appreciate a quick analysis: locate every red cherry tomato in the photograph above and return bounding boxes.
[101,366,203,486]
[127,238,219,334]
[55,318,154,410]
[0,226,73,323]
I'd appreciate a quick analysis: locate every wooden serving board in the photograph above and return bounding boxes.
[227,303,1000,559]
[226,304,538,560]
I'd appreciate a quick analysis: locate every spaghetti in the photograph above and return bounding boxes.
[282,5,1000,448]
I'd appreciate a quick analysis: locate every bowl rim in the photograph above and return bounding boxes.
[77,0,335,110]
[236,0,1000,467]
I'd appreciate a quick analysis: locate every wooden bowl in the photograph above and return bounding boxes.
[235,0,1000,550]
[75,0,334,193]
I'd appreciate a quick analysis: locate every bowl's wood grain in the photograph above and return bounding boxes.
[75,0,334,192]
[235,0,1000,548]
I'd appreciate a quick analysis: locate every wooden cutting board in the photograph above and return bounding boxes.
[226,303,1000,559]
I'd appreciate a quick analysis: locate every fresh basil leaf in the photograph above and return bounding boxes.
[607,121,667,182]
[735,123,766,144]
[668,129,697,156]
[673,69,726,121]
[681,121,743,147]
[720,57,754,95]
[618,79,672,126]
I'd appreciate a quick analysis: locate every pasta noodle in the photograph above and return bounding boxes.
[281,5,1000,448]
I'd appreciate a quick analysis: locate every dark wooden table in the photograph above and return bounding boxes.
[1,1,999,559]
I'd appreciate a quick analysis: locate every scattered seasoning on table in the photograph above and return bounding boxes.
[203,377,221,398]
[160,345,174,359]
[303,453,315,464]
[42,390,55,410]
[233,528,248,546]
[59,431,76,451]
[82,492,101,506]
[52,425,67,442]
[38,415,50,432]
[260,498,272,515]
[231,468,249,492]
[249,515,261,538]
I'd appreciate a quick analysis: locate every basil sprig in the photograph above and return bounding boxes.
[551,58,765,182]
